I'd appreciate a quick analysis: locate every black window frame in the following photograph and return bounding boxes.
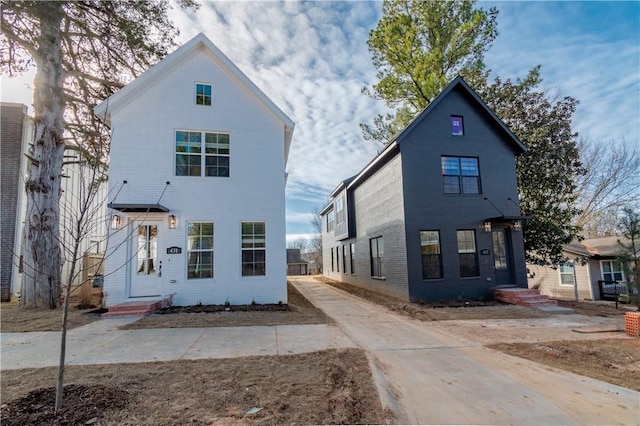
[442,156,481,195]
[370,236,384,278]
[420,230,442,280]
[457,230,480,277]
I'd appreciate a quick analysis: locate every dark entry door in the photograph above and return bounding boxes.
[492,229,513,285]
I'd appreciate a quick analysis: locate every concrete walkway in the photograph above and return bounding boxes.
[0,319,354,370]
[290,277,640,425]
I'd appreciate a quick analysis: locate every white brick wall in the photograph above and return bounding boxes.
[104,46,288,307]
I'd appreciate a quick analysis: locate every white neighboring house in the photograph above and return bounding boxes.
[1,102,107,301]
[94,33,294,308]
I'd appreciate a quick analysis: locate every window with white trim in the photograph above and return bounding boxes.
[241,222,266,276]
[559,263,574,286]
[195,83,212,106]
[187,222,214,279]
[601,260,624,281]
[175,130,229,177]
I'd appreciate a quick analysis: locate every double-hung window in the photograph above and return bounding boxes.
[176,130,229,177]
[187,222,214,279]
[326,210,335,232]
[442,156,480,194]
[559,263,574,286]
[457,230,479,277]
[370,236,384,278]
[420,231,442,279]
[241,222,266,276]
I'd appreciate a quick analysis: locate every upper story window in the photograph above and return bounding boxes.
[335,196,345,225]
[451,115,464,136]
[442,156,480,194]
[175,130,229,177]
[326,210,335,232]
[195,83,212,106]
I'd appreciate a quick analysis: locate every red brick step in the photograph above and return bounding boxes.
[102,300,162,318]
[494,287,558,308]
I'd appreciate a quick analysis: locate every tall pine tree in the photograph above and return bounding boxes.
[1,0,197,308]
[362,0,583,264]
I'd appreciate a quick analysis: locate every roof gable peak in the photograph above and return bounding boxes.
[395,76,527,154]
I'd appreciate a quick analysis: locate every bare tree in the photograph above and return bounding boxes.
[574,139,640,237]
[617,208,640,311]
[307,207,323,274]
[287,237,308,253]
[56,133,109,411]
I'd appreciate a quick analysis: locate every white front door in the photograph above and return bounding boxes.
[130,222,161,297]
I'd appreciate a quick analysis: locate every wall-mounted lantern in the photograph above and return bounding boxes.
[169,214,177,229]
[111,214,121,230]
[482,221,492,233]
[512,221,522,232]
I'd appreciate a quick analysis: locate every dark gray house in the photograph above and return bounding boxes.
[286,248,309,275]
[320,76,528,302]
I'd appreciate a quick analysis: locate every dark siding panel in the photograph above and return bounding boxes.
[400,86,527,302]
[352,154,409,300]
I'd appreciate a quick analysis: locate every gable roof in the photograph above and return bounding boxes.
[94,33,295,163]
[563,236,639,259]
[340,76,526,195]
[396,76,526,153]
[286,248,308,264]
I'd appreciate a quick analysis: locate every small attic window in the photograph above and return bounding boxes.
[196,83,212,106]
[451,115,464,136]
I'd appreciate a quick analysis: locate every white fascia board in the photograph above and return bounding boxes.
[94,33,295,138]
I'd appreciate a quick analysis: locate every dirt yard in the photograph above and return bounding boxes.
[3,277,639,424]
[1,348,388,425]
[0,298,104,333]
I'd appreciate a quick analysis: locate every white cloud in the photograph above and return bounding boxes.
[4,1,636,239]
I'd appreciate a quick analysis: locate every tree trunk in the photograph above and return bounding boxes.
[20,3,66,309]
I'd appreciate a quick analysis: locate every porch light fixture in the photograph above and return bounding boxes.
[482,221,492,233]
[111,214,121,230]
[512,221,522,232]
[168,214,177,229]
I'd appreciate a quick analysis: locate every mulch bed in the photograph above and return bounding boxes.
[157,303,290,314]
[1,384,130,426]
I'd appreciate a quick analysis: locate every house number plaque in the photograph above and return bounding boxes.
[166,246,182,254]
[480,249,490,255]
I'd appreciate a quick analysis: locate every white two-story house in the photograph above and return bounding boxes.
[95,33,294,307]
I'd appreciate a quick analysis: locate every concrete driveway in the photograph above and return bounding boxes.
[290,277,640,425]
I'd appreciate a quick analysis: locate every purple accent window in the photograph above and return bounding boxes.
[451,115,464,136]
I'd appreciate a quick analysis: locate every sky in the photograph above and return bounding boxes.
[2,1,639,243]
